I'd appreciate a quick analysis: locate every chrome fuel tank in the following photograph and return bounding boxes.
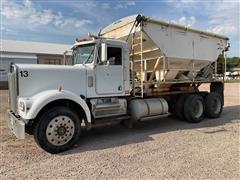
[129,98,168,121]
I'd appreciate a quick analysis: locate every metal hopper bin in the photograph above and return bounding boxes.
[100,14,229,97]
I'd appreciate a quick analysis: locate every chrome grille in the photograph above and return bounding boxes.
[8,64,18,114]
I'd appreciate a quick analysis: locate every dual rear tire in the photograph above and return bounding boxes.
[176,92,223,123]
[183,94,204,123]
[205,92,223,118]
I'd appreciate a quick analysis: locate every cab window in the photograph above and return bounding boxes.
[107,47,122,65]
[73,44,95,64]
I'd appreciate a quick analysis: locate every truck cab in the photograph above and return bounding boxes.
[8,38,132,153]
[71,38,130,97]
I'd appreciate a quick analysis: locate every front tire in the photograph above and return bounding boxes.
[34,107,81,154]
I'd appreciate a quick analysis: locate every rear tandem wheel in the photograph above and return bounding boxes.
[204,92,223,118]
[176,93,205,123]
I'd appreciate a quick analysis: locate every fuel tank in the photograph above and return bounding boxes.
[128,98,168,121]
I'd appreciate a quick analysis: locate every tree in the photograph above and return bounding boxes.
[226,57,240,71]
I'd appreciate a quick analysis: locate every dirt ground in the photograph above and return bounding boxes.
[0,83,239,179]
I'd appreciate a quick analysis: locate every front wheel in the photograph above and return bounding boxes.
[34,107,81,154]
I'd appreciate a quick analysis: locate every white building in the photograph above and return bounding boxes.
[0,40,72,88]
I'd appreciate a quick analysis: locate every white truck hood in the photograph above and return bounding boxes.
[15,64,87,97]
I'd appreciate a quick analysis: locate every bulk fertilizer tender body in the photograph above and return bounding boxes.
[7,15,229,153]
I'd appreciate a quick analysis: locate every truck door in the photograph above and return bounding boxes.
[95,45,124,95]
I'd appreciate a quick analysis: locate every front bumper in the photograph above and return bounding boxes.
[7,110,25,139]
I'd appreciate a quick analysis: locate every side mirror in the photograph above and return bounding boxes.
[101,43,107,62]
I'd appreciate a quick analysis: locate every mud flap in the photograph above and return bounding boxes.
[210,82,224,105]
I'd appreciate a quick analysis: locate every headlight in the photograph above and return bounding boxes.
[18,101,25,112]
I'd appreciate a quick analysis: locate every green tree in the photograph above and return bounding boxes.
[226,57,240,71]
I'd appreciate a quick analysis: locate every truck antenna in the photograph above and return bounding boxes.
[98,28,102,37]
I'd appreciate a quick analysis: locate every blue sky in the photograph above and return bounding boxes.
[1,0,239,57]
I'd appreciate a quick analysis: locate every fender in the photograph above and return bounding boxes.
[18,90,91,123]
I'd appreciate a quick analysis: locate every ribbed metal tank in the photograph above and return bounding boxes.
[128,98,168,121]
[101,15,229,81]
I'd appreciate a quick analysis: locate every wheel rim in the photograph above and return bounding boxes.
[192,99,203,118]
[46,115,75,146]
[212,98,221,114]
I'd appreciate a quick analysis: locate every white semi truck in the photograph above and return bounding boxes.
[7,15,229,153]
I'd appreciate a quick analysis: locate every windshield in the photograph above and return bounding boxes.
[73,44,95,64]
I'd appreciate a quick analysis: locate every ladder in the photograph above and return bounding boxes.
[130,22,145,98]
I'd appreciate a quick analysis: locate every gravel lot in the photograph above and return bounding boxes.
[0,83,239,179]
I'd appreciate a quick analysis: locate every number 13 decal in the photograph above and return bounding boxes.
[20,71,29,77]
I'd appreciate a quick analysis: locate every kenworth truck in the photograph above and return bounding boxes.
[7,15,229,153]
